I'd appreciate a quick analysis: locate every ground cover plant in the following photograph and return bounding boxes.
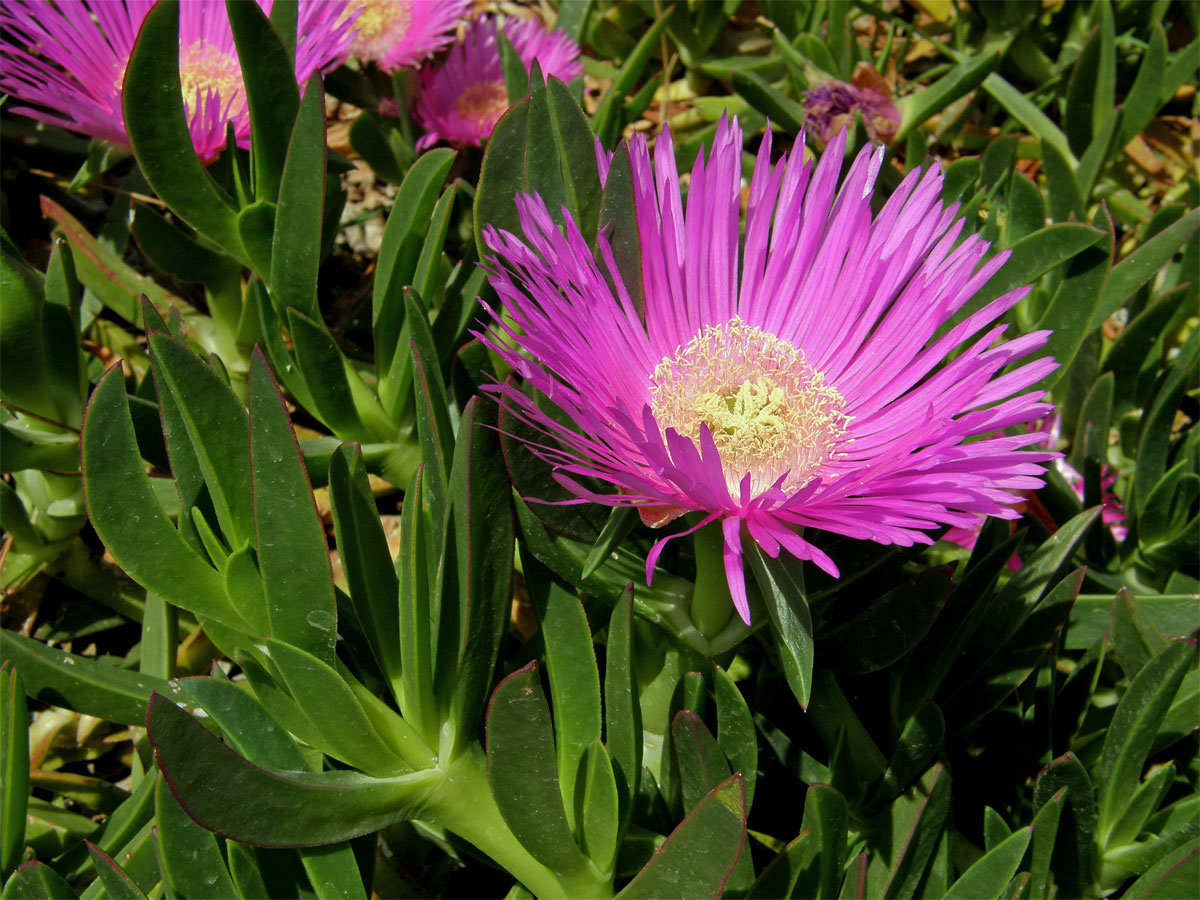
[0,0,1197,897]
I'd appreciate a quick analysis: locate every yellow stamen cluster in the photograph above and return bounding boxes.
[346,0,413,58]
[179,41,245,119]
[650,318,847,495]
[452,81,510,133]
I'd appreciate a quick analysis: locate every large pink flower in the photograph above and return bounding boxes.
[0,0,357,163]
[479,118,1058,624]
[413,15,582,151]
[344,0,470,71]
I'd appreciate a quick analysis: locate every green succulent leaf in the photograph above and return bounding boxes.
[486,662,587,873]
[616,774,747,900]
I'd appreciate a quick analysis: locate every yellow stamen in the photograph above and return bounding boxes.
[650,317,848,495]
[346,0,414,59]
[452,81,510,134]
[179,41,245,119]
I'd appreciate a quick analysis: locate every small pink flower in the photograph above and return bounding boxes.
[480,118,1057,624]
[1,0,357,163]
[412,15,582,151]
[343,0,471,72]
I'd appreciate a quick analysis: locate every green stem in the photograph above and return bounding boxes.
[690,521,735,640]
[432,747,612,899]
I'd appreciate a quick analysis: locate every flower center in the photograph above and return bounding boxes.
[179,41,245,120]
[650,318,847,495]
[347,0,414,58]
[452,81,510,135]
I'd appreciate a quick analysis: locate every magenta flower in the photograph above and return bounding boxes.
[0,0,358,163]
[413,15,583,151]
[479,118,1058,624]
[344,0,471,71]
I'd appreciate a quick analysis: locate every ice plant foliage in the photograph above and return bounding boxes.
[480,119,1058,624]
[413,15,583,151]
[343,0,470,71]
[0,0,357,163]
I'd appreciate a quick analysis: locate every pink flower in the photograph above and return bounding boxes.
[344,0,471,72]
[413,15,582,151]
[479,118,1058,624]
[1,0,357,164]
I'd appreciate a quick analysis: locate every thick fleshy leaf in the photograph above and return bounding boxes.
[148,333,252,548]
[954,223,1102,334]
[528,573,602,831]
[286,309,380,443]
[746,830,813,900]
[617,774,746,900]
[442,399,514,758]
[248,351,337,663]
[270,75,326,319]
[81,365,240,629]
[865,763,951,899]
[133,204,241,295]
[1,861,77,899]
[1110,589,1170,680]
[746,544,813,708]
[396,468,437,741]
[86,842,149,900]
[1029,787,1066,899]
[732,70,806,133]
[178,676,308,770]
[328,444,403,692]
[1118,24,1167,147]
[1090,209,1200,329]
[870,702,945,812]
[147,693,438,846]
[713,666,756,809]
[672,711,732,814]
[1034,753,1096,894]
[940,827,1031,900]
[154,775,238,899]
[486,662,587,874]
[1034,216,1112,391]
[605,585,642,820]
[256,638,414,776]
[982,73,1075,165]
[408,288,454,498]
[1096,640,1196,847]
[947,509,1099,692]
[2,631,186,727]
[1134,365,1189,520]
[122,1,246,265]
[475,77,602,256]
[226,0,300,203]
[943,568,1081,729]
[796,784,849,900]
[373,149,457,377]
[1124,839,1200,899]
[822,569,950,674]
[580,740,620,873]
[895,52,998,142]
[1,663,28,877]
[0,248,57,421]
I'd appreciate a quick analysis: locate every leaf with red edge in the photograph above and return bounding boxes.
[617,774,747,900]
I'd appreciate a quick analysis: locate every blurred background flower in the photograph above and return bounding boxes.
[342,0,470,71]
[412,13,582,150]
[803,61,901,145]
[0,0,358,163]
